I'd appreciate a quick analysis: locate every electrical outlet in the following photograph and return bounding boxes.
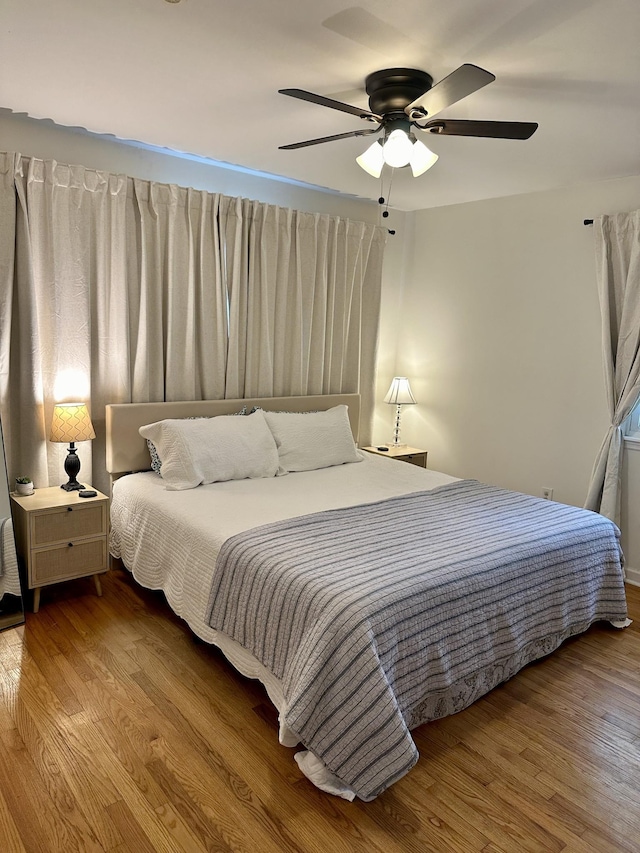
[541,487,554,500]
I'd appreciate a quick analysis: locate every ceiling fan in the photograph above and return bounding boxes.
[279,65,538,177]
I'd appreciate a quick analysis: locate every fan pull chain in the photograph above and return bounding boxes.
[378,171,396,235]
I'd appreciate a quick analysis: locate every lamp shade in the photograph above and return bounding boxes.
[50,403,96,443]
[384,377,416,406]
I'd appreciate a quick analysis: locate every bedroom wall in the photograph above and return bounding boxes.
[386,174,640,579]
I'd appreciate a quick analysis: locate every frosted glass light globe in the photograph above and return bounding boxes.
[382,129,413,168]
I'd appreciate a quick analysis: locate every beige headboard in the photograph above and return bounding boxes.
[105,393,361,478]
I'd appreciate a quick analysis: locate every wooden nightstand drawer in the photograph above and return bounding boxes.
[32,537,107,586]
[362,446,428,468]
[31,503,106,548]
[402,452,427,468]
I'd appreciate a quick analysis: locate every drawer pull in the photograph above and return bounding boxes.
[68,542,74,548]
[67,507,73,512]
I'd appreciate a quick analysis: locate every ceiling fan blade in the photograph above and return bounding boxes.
[279,127,381,150]
[405,64,495,119]
[419,119,538,139]
[278,88,380,121]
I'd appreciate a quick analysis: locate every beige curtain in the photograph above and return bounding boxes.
[585,211,640,523]
[223,199,385,433]
[128,180,229,402]
[0,152,385,494]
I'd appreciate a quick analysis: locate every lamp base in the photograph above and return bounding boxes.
[388,404,406,447]
[61,443,84,491]
[61,481,85,492]
[385,441,408,448]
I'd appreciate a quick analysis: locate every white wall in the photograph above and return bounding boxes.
[371,214,415,443]
[384,174,640,575]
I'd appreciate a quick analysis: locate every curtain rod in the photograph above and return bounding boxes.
[584,219,594,225]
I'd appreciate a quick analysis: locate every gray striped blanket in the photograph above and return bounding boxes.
[206,480,627,800]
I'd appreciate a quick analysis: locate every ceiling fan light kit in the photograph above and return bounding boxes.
[279,64,538,180]
[355,128,439,178]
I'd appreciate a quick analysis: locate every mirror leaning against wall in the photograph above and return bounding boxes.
[0,416,25,630]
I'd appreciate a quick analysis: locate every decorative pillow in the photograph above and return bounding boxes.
[147,408,247,474]
[147,439,163,474]
[262,405,361,472]
[139,409,278,490]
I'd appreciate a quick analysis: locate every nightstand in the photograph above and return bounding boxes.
[362,446,428,468]
[11,486,109,612]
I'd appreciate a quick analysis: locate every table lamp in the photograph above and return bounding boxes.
[49,403,96,491]
[384,377,416,447]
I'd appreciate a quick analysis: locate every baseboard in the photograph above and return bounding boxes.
[625,566,640,587]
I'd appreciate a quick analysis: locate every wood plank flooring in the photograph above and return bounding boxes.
[0,570,639,852]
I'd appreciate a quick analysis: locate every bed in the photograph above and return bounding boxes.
[106,394,628,801]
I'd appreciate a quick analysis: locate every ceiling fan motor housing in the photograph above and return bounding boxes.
[365,68,433,116]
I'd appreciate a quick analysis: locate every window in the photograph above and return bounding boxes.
[625,400,640,440]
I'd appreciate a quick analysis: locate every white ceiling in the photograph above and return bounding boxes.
[2,0,639,211]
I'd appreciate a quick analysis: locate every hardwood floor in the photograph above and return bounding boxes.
[0,572,639,853]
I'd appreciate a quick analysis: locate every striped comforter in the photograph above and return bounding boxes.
[206,479,627,800]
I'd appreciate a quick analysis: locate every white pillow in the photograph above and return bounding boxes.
[262,405,361,472]
[139,409,279,490]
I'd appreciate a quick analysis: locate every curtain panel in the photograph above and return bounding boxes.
[0,152,386,495]
[585,210,640,524]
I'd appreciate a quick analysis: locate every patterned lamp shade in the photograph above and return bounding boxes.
[50,403,96,443]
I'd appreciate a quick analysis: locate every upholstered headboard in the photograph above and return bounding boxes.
[105,393,361,479]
